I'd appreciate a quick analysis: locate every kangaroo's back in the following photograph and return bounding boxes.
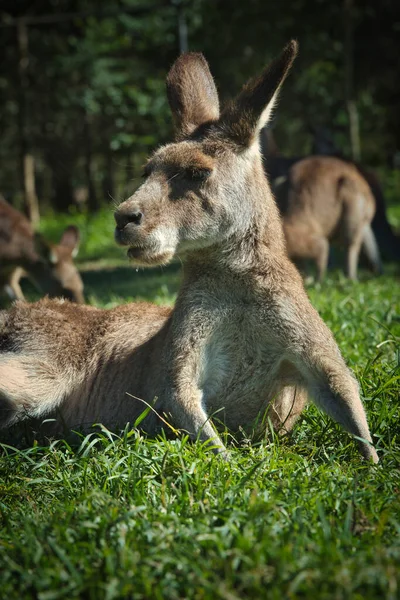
[285,156,373,222]
[0,298,172,437]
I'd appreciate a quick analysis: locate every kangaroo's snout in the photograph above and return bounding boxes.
[114,204,145,248]
[114,206,143,230]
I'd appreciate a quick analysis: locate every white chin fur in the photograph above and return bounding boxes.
[127,247,175,267]
[127,228,178,266]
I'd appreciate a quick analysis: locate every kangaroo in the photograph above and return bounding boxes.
[0,195,84,303]
[262,127,400,264]
[0,42,378,463]
[275,156,382,281]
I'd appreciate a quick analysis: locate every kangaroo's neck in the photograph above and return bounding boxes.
[184,184,286,278]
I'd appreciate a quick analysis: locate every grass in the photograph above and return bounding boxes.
[0,208,399,599]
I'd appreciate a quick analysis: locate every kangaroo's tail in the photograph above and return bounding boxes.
[362,223,383,274]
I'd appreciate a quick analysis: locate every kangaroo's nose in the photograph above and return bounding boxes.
[114,207,143,229]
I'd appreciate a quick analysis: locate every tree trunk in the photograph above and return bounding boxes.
[45,141,75,212]
[84,111,99,212]
[344,0,361,161]
[17,18,40,225]
[177,3,188,53]
[51,165,74,213]
[102,145,115,205]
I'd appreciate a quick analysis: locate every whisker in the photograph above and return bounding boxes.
[167,172,180,184]
[107,192,128,211]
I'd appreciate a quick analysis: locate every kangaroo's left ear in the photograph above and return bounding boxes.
[166,52,220,140]
[219,40,298,149]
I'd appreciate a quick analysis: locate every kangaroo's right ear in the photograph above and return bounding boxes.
[166,52,220,140]
[219,40,298,149]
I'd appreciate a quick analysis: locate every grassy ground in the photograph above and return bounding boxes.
[0,208,399,599]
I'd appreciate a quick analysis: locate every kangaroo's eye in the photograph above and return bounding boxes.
[186,168,212,181]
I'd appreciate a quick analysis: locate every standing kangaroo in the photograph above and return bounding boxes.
[0,42,378,463]
[275,156,382,281]
[0,195,84,303]
[261,128,400,264]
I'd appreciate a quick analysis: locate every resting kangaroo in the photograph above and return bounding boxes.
[0,42,378,462]
[275,156,382,280]
[0,195,84,303]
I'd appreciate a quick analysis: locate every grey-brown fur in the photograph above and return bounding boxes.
[0,195,84,303]
[0,42,378,462]
[274,156,382,280]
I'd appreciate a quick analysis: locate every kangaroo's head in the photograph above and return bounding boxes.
[34,226,85,303]
[115,42,297,267]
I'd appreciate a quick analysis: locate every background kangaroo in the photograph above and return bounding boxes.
[275,156,382,280]
[261,129,400,265]
[0,42,378,463]
[0,195,84,303]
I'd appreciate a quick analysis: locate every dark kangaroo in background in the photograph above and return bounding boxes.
[0,195,84,303]
[0,42,378,463]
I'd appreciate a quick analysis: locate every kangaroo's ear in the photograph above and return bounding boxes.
[59,225,80,257]
[166,52,220,139]
[219,40,298,148]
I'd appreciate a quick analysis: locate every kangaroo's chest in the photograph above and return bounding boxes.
[199,314,280,415]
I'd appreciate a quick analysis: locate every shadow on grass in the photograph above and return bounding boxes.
[82,261,182,305]
[16,262,182,307]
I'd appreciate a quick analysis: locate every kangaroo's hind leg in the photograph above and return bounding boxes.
[0,355,69,429]
[340,184,374,280]
[346,225,365,281]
